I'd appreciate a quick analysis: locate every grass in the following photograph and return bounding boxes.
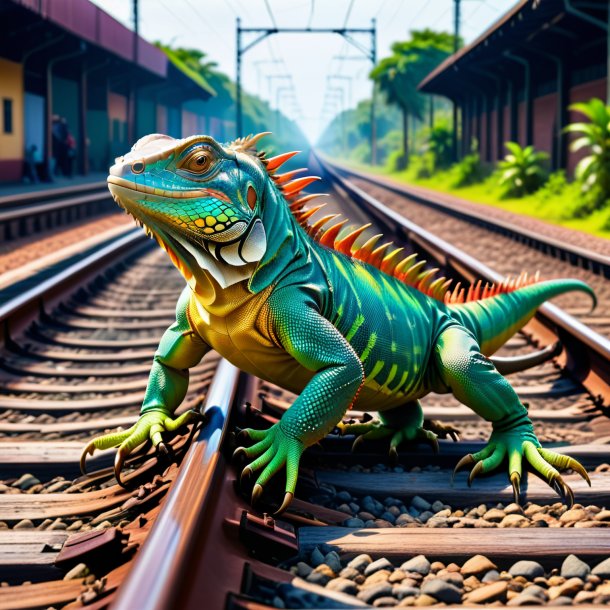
[342,160,610,241]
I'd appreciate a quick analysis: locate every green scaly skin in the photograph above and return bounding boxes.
[81,132,593,512]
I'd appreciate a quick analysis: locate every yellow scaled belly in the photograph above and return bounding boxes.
[187,289,315,394]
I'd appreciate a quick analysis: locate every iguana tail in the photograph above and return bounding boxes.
[447,279,596,356]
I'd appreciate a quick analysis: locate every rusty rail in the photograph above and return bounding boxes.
[111,359,242,610]
[316,153,610,403]
[0,226,147,344]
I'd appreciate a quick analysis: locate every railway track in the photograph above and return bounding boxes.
[0,181,112,243]
[1,168,610,609]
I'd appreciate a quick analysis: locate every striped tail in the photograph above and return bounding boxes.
[447,279,596,356]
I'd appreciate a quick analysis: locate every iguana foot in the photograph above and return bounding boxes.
[423,419,460,442]
[80,409,200,486]
[233,423,304,515]
[452,423,590,506]
[337,418,446,460]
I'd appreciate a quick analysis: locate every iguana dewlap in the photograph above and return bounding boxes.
[81,132,593,514]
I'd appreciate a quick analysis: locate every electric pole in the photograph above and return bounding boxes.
[452,0,461,160]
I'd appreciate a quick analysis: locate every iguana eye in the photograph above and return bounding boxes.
[182,151,213,174]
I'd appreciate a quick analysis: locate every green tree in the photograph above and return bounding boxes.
[565,98,610,209]
[370,29,456,168]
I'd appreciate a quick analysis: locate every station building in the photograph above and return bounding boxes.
[0,0,223,182]
[419,0,609,174]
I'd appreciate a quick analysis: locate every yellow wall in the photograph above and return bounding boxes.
[0,57,24,160]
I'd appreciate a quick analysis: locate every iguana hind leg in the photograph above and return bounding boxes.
[338,401,459,460]
[434,325,589,505]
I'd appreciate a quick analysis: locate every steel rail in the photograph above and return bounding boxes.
[323,156,610,278]
[316,153,610,402]
[0,181,107,209]
[0,227,147,344]
[111,358,241,610]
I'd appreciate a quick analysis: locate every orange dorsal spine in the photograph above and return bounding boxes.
[263,149,541,303]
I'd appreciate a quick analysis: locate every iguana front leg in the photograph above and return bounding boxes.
[435,325,590,505]
[338,401,459,459]
[235,290,364,514]
[81,288,210,484]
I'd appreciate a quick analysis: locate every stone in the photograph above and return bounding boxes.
[436,571,463,587]
[429,561,445,573]
[426,517,449,528]
[310,547,325,567]
[14,519,34,529]
[411,496,431,511]
[400,555,430,576]
[363,570,392,587]
[573,591,598,604]
[592,557,610,578]
[395,514,415,526]
[474,519,497,528]
[500,514,529,528]
[13,473,41,490]
[434,509,451,519]
[326,577,358,595]
[507,593,545,606]
[306,570,331,586]
[521,585,547,600]
[482,570,500,583]
[336,503,353,514]
[380,511,397,524]
[359,511,377,521]
[548,596,573,605]
[509,560,545,579]
[324,551,343,574]
[505,503,524,515]
[393,584,420,600]
[348,553,373,572]
[336,490,352,502]
[561,554,590,580]
[375,519,395,528]
[551,577,584,599]
[365,558,394,576]
[483,508,506,522]
[313,564,335,579]
[358,583,393,604]
[431,500,447,512]
[594,510,610,521]
[374,596,399,607]
[63,563,89,581]
[295,562,312,578]
[559,508,588,523]
[421,579,462,604]
[413,594,437,606]
[464,581,508,604]
[344,517,365,528]
[461,554,497,576]
[339,566,360,580]
[388,570,406,583]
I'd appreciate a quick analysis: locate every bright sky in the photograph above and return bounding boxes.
[91,0,515,141]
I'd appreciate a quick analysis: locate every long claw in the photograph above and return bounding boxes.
[251,483,263,506]
[80,442,95,476]
[452,454,475,484]
[468,461,484,487]
[233,446,247,461]
[240,466,253,488]
[157,442,169,456]
[351,435,365,452]
[237,429,251,444]
[510,472,521,505]
[428,433,439,455]
[389,445,398,462]
[114,448,128,488]
[568,458,591,486]
[274,492,294,517]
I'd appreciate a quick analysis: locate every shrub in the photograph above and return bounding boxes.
[536,170,568,202]
[497,142,548,197]
[565,98,610,210]
[426,121,453,170]
[387,149,408,172]
[451,152,486,187]
[410,151,435,179]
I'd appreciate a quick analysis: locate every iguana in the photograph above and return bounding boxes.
[82,132,593,515]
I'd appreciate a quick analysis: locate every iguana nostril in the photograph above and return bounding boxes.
[247,185,257,210]
[132,162,145,174]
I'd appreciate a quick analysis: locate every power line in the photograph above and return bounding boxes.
[406,0,434,30]
[264,0,278,29]
[343,0,356,28]
[307,0,315,28]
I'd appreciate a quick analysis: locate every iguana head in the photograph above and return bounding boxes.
[107,133,269,288]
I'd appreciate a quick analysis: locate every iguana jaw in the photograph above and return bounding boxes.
[107,180,262,289]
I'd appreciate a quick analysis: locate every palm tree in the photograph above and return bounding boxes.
[370,30,456,168]
[565,98,610,208]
